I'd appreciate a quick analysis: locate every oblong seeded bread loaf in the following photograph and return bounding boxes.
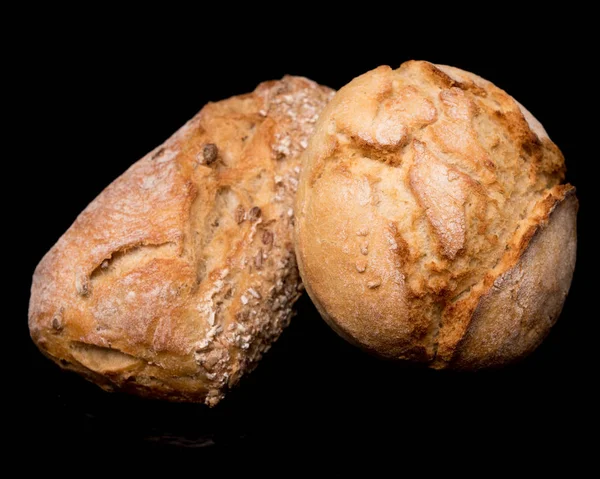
[29,76,334,404]
[295,61,577,369]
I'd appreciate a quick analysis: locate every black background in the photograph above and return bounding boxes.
[16,10,596,462]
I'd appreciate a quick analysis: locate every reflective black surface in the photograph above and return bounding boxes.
[24,291,591,453]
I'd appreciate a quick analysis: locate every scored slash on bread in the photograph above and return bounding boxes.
[294,61,577,368]
[29,59,577,407]
[29,76,334,405]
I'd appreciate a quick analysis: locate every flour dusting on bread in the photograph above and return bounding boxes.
[295,61,576,369]
[29,76,334,404]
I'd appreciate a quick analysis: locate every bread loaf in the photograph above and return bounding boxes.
[29,76,334,404]
[295,61,577,369]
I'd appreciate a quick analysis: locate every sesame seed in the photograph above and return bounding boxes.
[235,205,245,224]
[262,230,274,245]
[202,143,218,164]
[255,249,263,268]
[248,288,261,299]
[51,316,63,332]
[248,206,262,221]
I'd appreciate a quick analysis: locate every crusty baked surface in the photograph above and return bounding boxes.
[295,61,577,368]
[29,76,334,404]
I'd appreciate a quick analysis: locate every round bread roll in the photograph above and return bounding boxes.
[29,76,334,405]
[295,61,577,369]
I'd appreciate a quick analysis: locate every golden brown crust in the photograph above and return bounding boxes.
[29,76,334,404]
[295,61,576,368]
[450,188,577,369]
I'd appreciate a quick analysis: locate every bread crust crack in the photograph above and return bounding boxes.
[295,61,576,368]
